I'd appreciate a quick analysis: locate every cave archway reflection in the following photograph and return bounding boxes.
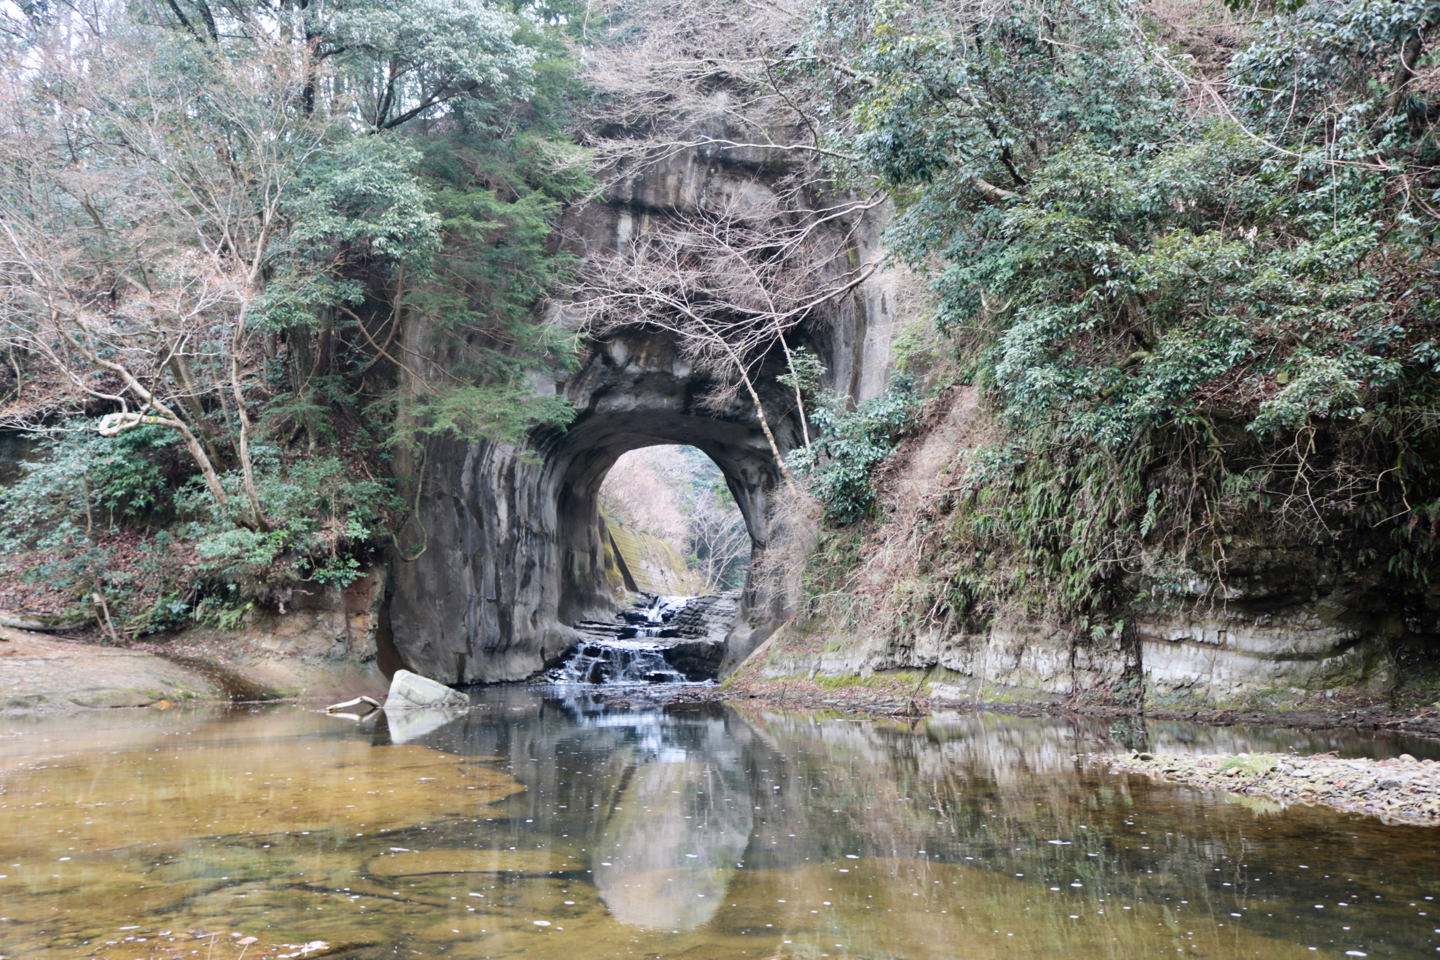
[585,706,752,930]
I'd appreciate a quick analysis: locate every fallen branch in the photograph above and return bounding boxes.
[0,611,89,632]
[325,695,381,716]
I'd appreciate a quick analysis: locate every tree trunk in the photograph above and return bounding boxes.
[230,352,270,531]
[168,354,228,470]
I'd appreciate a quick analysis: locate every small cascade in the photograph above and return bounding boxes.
[547,639,690,685]
[548,595,711,686]
[618,594,690,639]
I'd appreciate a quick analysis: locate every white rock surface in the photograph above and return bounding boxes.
[384,669,469,710]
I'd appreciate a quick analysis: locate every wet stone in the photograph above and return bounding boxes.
[1099,750,1440,826]
[548,594,729,686]
[386,668,471,709]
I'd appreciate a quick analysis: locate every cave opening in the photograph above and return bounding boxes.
[389,332,809,685]
[545,403,784,632]
[546,430,771,685]
[597,445,752,598]
[540,445,754,685]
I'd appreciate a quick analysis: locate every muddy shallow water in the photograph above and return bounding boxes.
[1,688,1438,959]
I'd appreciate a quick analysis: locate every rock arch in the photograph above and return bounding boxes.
[543,360,781,628]
[385,141,905,685]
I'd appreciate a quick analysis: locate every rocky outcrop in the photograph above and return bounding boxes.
[0,612,88,633]
[653,593,740,679]
[0,626,389,714]
[387,117,905,684]
[244,563,388,662]
[740,385,1402,708]
[1136,607,1391,704]
[759,606,1391,709]
[660,637,726,681]
[0,631,224,710]
[666,593,739,645]
[384,669,470,709]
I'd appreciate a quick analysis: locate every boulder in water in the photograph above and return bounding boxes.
[384,669,469,709]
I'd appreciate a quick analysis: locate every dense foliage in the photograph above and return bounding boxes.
[798,0,1440,636]
[790,378,918,526]
[3,0,1437,654]
[0,0,586,634]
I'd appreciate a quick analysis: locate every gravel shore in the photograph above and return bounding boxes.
[1099,751,1440,826]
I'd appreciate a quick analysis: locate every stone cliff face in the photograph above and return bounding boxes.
[384,132,1402,701]
[386,134,903,684]
[600,513,699,596]
[770,603,1391,709]
[741,388,1402,708]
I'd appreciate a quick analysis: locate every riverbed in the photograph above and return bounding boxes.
[1,688,1438,958]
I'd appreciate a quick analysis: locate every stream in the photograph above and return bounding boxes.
[2,689,1439,958]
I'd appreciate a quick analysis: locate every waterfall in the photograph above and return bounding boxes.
[548,595,699,685]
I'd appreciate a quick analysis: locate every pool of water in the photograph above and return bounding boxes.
[1,688,1438,959]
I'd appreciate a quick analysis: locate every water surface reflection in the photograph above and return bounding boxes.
[0,690,1436,958]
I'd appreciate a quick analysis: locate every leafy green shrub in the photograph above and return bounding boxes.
[184,447,397,596]
[0,424,181,551]
[90,425,180,523]
[799,0,1440,630]
[790,378,918,525]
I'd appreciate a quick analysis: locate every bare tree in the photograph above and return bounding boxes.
[0,18,341,529]
[575,0,821,176]
[567,0,888,492]
[688,481,750,593]
[573,189,882,495]
[600,447,693,544]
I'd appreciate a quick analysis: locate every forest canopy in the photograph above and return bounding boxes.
[0,0,1437,650]
[0,0,586,633]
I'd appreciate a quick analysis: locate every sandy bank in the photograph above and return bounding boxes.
[1099,751,1440,826]
[0,628,385,713]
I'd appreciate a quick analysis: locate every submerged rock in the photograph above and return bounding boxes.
[1096,750,1440,827]
[384,669,469,710]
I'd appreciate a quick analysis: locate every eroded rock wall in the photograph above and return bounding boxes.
[742,387,1401,708]
[756,605,1392,709]
[387,127,905,684]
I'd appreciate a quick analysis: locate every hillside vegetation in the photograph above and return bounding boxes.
[785,0,1440,671]
[0,0,586,636]
[0,0,1436,683]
